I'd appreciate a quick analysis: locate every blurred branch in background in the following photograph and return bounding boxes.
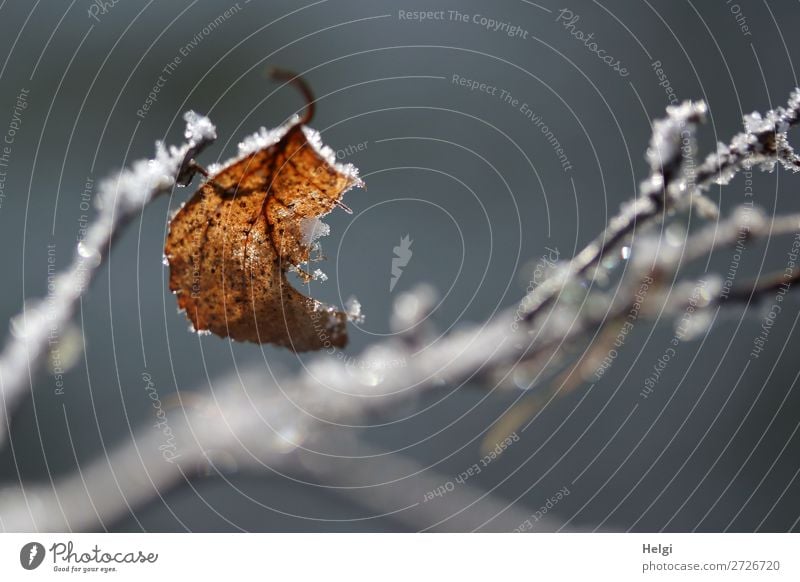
[1,88,800,531]
[0,369,550,532]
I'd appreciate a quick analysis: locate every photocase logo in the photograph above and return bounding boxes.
[390,234,413,292]
[19,542,45,570]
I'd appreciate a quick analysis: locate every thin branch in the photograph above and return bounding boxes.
[0,112,216,445]
[521,89,800,324]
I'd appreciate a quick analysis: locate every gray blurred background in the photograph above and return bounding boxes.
[1,0,799,532]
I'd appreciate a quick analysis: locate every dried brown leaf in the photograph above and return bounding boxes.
[165,78,362,351]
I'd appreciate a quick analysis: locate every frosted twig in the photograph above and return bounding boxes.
[521,89,800,323]
[0,112,216,445]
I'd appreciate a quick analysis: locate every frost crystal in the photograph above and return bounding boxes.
[99,111,216,213]
[345,296,365,324]
[207,116,299,177]
[183,110,217,143]
[300,217,331,245]
[646,101,706,175]
[302,126,364,187]
[207,119,365,197]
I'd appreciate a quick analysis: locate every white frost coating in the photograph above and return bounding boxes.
[301,126,364,187]
[0,111,216,446]
[522,90,800,324]
[300,217,330,245]
[97,143,174,213]
[206,119,365,194]
[694,86,800,184]
[184,111,217,143]
[646,101,706,171]
[206,116,299,177]
[100,110,215,213]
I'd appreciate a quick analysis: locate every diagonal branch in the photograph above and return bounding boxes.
[0,112,216,446]
[521,89,800,324]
